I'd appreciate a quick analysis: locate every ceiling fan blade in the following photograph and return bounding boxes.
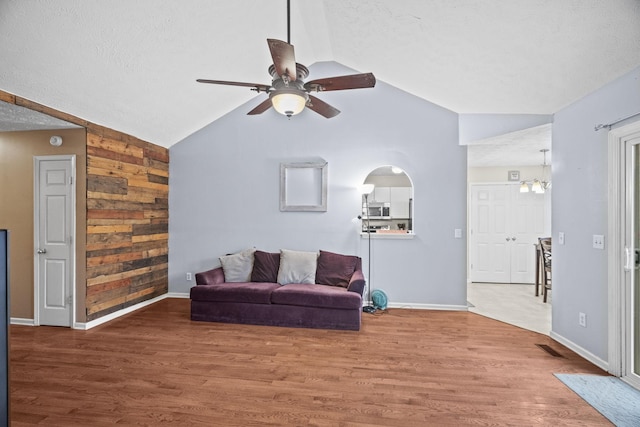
[196,79,271,93]
[304,73,376,92]
[267,39,297,81]
[307,95,340,118]
[247,98,273,115]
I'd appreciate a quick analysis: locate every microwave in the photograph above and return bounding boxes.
[364,202,390,219]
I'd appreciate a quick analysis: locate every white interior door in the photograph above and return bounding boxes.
[469,184,549,283]
[34,156,75,327]
[510,189,548,283]
[470,185,510,283]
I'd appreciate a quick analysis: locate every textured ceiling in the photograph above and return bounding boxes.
[467,124,552,167]
[1,0,639,160]
[0,101,81,132]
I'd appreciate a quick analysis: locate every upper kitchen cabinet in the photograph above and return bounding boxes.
[372,187,391,203]
[390,187,411,218]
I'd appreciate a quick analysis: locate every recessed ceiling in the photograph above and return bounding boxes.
[0,0,638,152]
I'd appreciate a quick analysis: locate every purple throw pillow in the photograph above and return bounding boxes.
[315,250,359,288]
[251,251,281,283]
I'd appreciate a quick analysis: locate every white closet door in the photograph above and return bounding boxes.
[469,184,549,284]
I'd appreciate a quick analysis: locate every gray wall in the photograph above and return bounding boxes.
[552,66,640,361]
[169,61,468,308]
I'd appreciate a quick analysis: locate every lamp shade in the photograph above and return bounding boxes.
[270,89,308,117]
[531,180,544,194]
[519,182,529,193]
[359,183,375,195]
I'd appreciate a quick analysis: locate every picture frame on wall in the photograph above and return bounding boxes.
[508,170,520,181]
[280,161,328,212]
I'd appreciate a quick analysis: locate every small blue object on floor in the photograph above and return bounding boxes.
[554,373,640,426]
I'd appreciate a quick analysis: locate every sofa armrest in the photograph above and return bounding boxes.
[347,269,365,295]
[195,267,225,286]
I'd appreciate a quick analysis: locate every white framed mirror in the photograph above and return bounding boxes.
[280,161,328,212]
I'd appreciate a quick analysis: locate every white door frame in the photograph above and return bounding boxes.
[607,120,640,389]
[33,155,76,327]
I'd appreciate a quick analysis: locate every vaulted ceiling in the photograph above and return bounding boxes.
[1,0,639,153]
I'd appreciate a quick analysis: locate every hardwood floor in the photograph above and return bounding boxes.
[10,299,610,426]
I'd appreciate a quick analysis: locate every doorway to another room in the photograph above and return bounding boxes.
[466,125,552,335]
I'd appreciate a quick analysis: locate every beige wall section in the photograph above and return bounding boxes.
[468,166,547,183]
[0,128,87,321]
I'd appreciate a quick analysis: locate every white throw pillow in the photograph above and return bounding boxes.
[219,248,256,282]
[277,249,318,285]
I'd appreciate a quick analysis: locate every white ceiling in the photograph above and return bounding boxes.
[1,0,639,165]
[467,124,552,167]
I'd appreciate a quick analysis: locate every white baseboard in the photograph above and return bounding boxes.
[387,302,468,311]
[16,295,468,330]
[74,294,169,330]
[10,317,35,326]
[550,331,610,372]
[166,292,189,298]
[11,293,189,330]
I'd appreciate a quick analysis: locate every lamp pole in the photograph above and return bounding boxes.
[361,188,376,313]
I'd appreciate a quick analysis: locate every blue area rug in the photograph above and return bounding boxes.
[555,374,640,426]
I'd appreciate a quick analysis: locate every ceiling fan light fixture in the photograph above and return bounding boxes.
[270,89,308,117]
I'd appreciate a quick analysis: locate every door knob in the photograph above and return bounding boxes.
[506,237,511,241]
[512,237,517,241]
[37,248,47,254]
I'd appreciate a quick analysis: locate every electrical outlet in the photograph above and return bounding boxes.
[579,312,587,327]
[593,235,605,250]
[186,272,192,281]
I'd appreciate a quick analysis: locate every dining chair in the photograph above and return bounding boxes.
[538,237,552,303]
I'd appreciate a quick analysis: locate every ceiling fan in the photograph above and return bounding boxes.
[196,1,376,119]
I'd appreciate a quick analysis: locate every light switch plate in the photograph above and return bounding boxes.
[454,229,462,239]
[558,232,565,245]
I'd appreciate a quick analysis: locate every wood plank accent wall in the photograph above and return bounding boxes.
[85,132,169,321]
[0,90,170,322]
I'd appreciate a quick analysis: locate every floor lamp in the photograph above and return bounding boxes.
[359,184,376,313]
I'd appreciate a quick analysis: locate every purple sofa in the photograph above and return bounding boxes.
[190,250,365,331]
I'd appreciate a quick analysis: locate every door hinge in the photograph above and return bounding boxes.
[66,295,73,305]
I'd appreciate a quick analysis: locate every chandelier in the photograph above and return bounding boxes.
[520,149,551,194]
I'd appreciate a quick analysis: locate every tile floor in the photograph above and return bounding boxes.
[467,282,552,335]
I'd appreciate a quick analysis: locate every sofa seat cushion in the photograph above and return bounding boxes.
[270,283,362,310]
[190,282,280,304]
